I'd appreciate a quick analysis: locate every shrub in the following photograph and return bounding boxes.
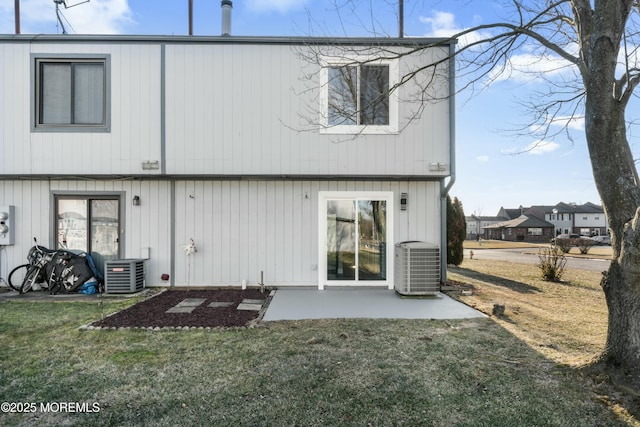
[447,196,466,266]
[575,237,595,255]
[537,246,567,281]
[554,238,573,253]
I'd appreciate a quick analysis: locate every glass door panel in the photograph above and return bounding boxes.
[56,196,120,276]
[327,200,356,280]
[57,199,88,251]
[326,199,387,282]
[357,200,386,280]
[90,199,119,268]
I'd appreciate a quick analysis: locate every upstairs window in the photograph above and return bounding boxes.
[33,56,110,131]
[328,65,389,126]
[321,59,398,134]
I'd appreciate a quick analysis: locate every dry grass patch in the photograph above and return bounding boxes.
[448,259,607,366]
[464,239,544,250]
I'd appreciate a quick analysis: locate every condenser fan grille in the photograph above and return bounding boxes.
[105,259,145,293]
[394,242,440,295]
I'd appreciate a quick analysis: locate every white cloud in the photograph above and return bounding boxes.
[525,140,560,155]
[3,0,133,34]
[476,155,489,162]
[418,10,579,85]
[419,10,490,48]
[419,11,456,37]
[547,115,585,131]
[487,51,575,83]
[501,140,560,155]
[528,140,559,154]
[246,0,309,14]
[60,0,133,34]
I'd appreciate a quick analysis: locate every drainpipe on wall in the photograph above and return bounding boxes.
[440,41,457,285]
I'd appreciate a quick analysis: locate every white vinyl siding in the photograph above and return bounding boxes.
[2,40,449,177]
[162,43,449,176]
[0,44,162,175]
[0,179,440,288]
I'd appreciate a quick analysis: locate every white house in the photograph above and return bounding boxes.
[528,202,607,236]
[465,214,506,239]
[0,33,455,290]
[571,202,607,236]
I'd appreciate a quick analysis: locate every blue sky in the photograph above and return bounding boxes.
[2,0,627,216]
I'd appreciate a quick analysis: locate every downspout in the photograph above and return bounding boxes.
[441,40,457,284]
[160,43,175,287]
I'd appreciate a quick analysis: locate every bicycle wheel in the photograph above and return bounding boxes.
[8,264,29,292]
[20,266,41,294]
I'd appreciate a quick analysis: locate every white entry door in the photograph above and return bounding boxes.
[318,192,394,289]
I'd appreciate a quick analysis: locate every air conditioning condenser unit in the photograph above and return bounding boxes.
[105,259,145,293]
[394,241,440,296]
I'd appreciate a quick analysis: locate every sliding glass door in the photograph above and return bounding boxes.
[56,196,120,273]
[320,192,393,288]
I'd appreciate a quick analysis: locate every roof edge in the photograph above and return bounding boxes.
[0,33,457,46]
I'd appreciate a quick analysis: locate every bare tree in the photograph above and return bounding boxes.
[302,0,640,381]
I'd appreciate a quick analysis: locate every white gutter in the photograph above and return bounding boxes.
[441,41,457,284]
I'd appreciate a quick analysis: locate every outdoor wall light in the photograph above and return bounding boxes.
[401,193,408,211]
[132,195,140,206]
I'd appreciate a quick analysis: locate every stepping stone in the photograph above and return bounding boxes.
[166,298,206,314]
[208,301,234,308]
[176,298,206,307]
[242,299,265,305]
[166,306,197,313]
[237,302,263,311]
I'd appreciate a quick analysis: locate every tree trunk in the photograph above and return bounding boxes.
[584,3,640,370]
[602,252,640,369]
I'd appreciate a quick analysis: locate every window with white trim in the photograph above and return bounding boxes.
[318,191,395,289]
[321,59,398,134]
[34,56,109,131]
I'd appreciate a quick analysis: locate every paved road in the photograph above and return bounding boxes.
[465,248,611,272]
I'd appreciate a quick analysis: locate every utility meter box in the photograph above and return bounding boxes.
[0,205,15,245]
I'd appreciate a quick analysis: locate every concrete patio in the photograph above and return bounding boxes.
[262,288,486,321]
[1,287,487,322]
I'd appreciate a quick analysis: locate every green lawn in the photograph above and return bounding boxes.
[0,293,635,426]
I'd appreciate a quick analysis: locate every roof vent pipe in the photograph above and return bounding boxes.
[188,0,193,35]
[221,0,232,36]
[15,0,21,34]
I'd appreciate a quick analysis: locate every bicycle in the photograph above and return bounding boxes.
[8,238,56,294]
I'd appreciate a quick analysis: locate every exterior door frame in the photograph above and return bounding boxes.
[50,191,125,259]
[318,191,394,290]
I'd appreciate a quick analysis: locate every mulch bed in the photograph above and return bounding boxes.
[90,289,268,329]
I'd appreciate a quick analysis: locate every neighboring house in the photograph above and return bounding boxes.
[497,206,527,220]
[526,204,574,236]
[527,202,607,237]
[465,214,505,239]
[571,202,607,236]
[0,33,455,290]
[480,202,607,242]
[483,215,554,243]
